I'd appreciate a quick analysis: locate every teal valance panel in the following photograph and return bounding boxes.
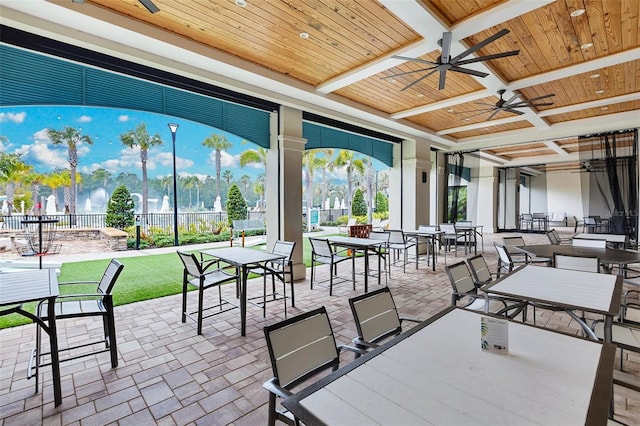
[303,121,393,167]
[0,44,271,148]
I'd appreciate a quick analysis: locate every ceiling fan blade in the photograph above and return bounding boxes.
[449,66,489,78]
[503,108,526,115]
[401,68,439,91]
[438,68,447,90]
[454,50,520,66]
[454,107,495,114]
[508,99,555,108]
[440,32,452,63]
[502,94,521,107]
[381,67,438,79]
[139,0,160,13]
[392,55,438,66]
[450,28,511,63]
[462,110,497,119]
[473,102,499,107]
[528,102,554,107]
[486,109,501,121]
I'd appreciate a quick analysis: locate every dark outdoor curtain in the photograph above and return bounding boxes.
[578,129,638,241]
[444,152,478,223]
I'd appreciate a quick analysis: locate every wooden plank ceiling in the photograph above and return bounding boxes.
[6,0,638,168]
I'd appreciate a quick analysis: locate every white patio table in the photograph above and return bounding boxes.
[282,307,614,426]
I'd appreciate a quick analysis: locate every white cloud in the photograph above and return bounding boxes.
[0,111,26,123]
[206,150,239,169]
[156,151,193,170]
[26,141,68,169]
[77,115,92,123]
[118,115,130,122]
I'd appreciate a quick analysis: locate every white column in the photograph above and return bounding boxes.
[266,106,307,280]
[470,163,498,233]
[388,139,431,229]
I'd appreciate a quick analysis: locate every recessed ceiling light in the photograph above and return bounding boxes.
[388,78,396,83]
[581,42,593,49]
[464,118,470,121]
[596,89,604,94]
[299,32,310,39]
[447,109,454,113]
[570,9,585,17]
[417,94,424,98]
[590,73,600,78]
[601,107,609,110]
[235,0,247,7]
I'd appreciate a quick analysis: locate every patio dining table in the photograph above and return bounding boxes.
[200,247,285,336]
[402,229,444,271]
[516,244,640,275]
[325,236,383,293]
[282,307,614,425]
[483,265,622,343]
[0,269,62,406]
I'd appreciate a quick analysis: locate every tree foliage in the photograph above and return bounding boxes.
[375,191,388,213]
[226,183,247,226]
[352,188,367,216]
[106,185,135,229]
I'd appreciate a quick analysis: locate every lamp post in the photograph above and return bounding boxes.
[168,123,179,246]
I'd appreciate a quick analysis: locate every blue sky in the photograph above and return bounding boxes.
[0,105,266,181]
[0,105,387,184]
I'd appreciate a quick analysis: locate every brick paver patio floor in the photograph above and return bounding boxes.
[1,229,638,425]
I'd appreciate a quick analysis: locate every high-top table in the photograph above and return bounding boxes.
[0,269,62,406]
[483,265,622,343]
[325,236,383,293]
[402,229,444,271]
[516,244,640,275]
[200,247,285,336]
[282,307,614,425]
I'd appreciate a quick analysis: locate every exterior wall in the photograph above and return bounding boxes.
[546,171,584,224]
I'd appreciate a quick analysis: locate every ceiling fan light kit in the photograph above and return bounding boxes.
[385,29,519,91]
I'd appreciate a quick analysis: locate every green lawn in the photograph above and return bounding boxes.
[0,235,323,329]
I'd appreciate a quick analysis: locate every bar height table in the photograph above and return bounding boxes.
[325,236,384,293]
[200,247,285,336]
[0,269,62,406]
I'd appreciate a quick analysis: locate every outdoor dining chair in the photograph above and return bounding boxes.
[494,243,517,278]
[466,253,498,288]
[445,260,525,320]
[503,235,550,265]
[553,253,601,273]
[248,240,296,319]
[309,237,355,296]
[177,250,239,335]
[387,229,416,273]
[572,238,607,248]
[30,258,124,392]
[262,306,364,426]
[366,230,390,284]
[348,287,420,356]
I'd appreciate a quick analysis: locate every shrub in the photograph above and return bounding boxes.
[226,184,248,226]
[106,185,135,229]
[375,191,388,213]
[352,188,367,216]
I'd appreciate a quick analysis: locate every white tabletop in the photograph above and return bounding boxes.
[0,269,59,305]
[285,308,612,425]
[574,233,628,243]
[485,265,619,315]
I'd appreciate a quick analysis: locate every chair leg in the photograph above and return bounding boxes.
[289,268,295,308]
[197,285,205,335]
[34,316,41,393]
[181,276,188,323]
[262,273,268,317]
[106,310,118,367]
[268,392,277,426]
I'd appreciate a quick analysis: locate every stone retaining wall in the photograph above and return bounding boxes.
[0,227,128,251]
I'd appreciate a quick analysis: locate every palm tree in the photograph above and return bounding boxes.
[23,171,45,214]
[0,153,31,216]
[46,126,93,219]
[334,150,365,217]
[202,133,232,200]
[120,123,163,216]
[182,175,199,207]
[239,174,251,194]
[303,150,323,214]
[253,173,265,210]
[91,168,113,199]
[362,157,375,222]
[317,148,334,209]
[222,169,233,194]
[239,146,268,170]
